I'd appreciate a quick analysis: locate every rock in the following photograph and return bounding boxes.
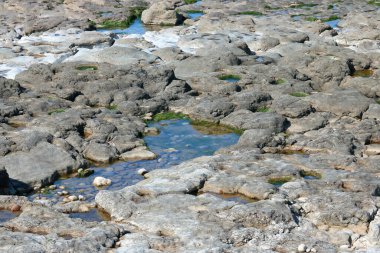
[0,142,80,192]
[78,195,85,201]
[298,244,307,252]
[365,144,380,156]
[305,90,371,117]
[65,46,158,65]
[77,168,94,178]
[237,129,275,148]
[138,168,148,176]
[0,167,10,194]
[221,110,288,133]
[83,142,118,164]
[10,204,21,212]
[120,149,157,161]
[68,195,78,201]
[93,177,112,187]
[141,2,185,26]
[0,77,23,98]
[363,104,380,120]
[271,95,312,118]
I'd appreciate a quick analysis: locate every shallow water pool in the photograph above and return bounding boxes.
[31,119,239,202]
[98,18,147,35]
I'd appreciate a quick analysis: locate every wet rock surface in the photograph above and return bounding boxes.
[0,0,380,252]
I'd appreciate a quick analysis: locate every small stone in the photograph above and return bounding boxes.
[10,204,21,212]
[49,185,57,190]
[93,176,112,187]
[78,205,90,212]
[68,195,78,201]
[63,197,70,203]
[62,191,69,195]
[137,168,148,176]
[59,186,65,189]
[144,127,159,135]
[298,244,307,252]
[77,168,94,178]
[311,249,317,253]
[78,195,85,201]
[306,248,311,253]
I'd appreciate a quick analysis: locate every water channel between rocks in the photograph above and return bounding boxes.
[30,119,240,203]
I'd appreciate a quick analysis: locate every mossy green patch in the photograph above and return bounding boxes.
[48,109,66,115]
[190,120,243,135]
[184,0,198,4]
[289,92,309,97]
[152,112,188,122]
[186,10,204,14]
[77,168,94,178]
[218,74,241,81]
[256,106,271,113]
[289,2,318,8]
[305,16,318,22]
[368,0,380,6]
[76,65,98,71]
[352,69,374,78]
[268,176,293,186]
[327,4,334,9]
[300,170,322,179]
[321,15,340,22]
[275,79,286,85]
[97,7,145,29]
[238,11,263,16]
[107,104,118,110]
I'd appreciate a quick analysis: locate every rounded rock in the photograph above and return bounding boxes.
[298,244,307,252]
[93,176,112,187]
[10,204,21,212]
[68,195,78,201]
[137,168,148,176]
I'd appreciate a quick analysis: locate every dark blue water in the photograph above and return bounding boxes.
[0,210,18,224]
[98,18,146,35]
[31,119,239,202]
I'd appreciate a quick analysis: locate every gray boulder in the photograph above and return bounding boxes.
[221,110,288,133]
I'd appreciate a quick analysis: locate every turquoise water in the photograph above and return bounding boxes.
[325,19,340,29]
[98,18,146,35]
[224,78,240,83]
[31,119,239,202]
[188,12,204,20]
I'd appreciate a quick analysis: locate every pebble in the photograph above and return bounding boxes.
[298,244,307,252]
[10,204,21,212]
[138,168,148,176]
[49,185,57,190]
[68,195,78,201]
[59,186,65,189]
[93,176,112,187]
[78,195,85,201]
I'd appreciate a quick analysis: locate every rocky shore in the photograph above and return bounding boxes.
[0,0,380,252]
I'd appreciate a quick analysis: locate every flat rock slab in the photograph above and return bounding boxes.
[305,89,372,118]
[0,142,78,190]
[64,46,158,65]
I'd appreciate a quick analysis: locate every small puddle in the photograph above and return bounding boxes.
[0,210,20,224]
[97,18,162,35]
[198,192,256,204]
[69,208,111,222]
[352,69,374,78]
[30,119,239,202]
[187,11,204,20]
[218,75,241,83]
[324,19,340,29]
